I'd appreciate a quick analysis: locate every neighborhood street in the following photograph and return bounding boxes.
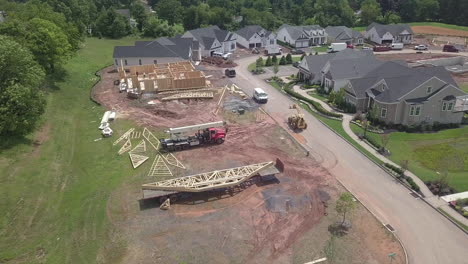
[233,55,468,264]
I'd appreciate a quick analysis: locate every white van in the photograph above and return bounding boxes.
[212,52,223,58]
[253,88,268,103]
[391,43,404,50]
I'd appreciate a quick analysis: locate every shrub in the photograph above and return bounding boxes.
[364,134,381,149]
[279,55,287,65]
[286,53,293,64]
[283,83,343,118]
[384,163,404,175]
[463,211,468,218]
[405,177,420,192]
[265,56,272,66]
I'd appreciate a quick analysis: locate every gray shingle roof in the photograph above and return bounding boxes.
[113,37,196,59]
[325,26,363,41]
[350,62,458,103]
[279,24,324,41]
[366,22,413,38]
[236,25,264,40]
[328,56,383,80]
[187,26,235,49]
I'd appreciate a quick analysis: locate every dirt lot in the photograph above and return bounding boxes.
[412,26,468,37]
[94,67,404,264]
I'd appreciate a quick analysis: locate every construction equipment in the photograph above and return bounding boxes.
[141,158,284,207]
[160,121,227,151]
[288,104,307,130]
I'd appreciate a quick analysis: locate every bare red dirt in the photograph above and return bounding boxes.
[412,26,468,37]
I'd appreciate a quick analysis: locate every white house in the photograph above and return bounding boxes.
[364,23,413,44]
[276,24,327,48]
[235,25,276,49]
[182,26,236,57]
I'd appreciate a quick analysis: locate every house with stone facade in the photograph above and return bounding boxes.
[276,24,327,48]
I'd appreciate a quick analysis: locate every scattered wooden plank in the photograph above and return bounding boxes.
[130,140,146,153]
[161,92,214,101]
[129,153,149,169]
[160,152,185,169]
[142,127,160,150]
[118,138,132,155]
[148,155,173,177]
[113,128,135,146]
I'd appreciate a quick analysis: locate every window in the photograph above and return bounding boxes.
[284,36,286,41]
[447,102,454,111]
[270,39,274,45]
[426,86,432,94]
[381,107,387,118]
[442,102,447,111]
[409,105,421,116]
[231,43,235,50]
[139,59,142,65]
[115,59,118,66]
[124,59,128,66]
[153,60,157,64]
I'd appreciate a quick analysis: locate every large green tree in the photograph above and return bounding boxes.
[360,0,381,25]
[314,0,355,27]
[0,36,46,136]
[95,8,131,39]
[155,0,183,25]
[416,0,439,21]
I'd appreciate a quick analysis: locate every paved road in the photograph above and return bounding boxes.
[232,56,468,264]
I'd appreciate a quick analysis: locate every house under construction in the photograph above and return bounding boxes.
[118,61,207,93]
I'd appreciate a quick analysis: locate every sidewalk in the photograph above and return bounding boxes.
[295,86,468,228]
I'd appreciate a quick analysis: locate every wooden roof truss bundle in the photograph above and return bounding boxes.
[118,138,132,155]
[148,155,173,178]
[161,91,214,101]
[129,153,149,169]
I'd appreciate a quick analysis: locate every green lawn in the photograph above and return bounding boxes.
[409,22,468,32]
[350,124,468,192]
[306,91,328,102]
[460,83,468,93]
[312,46,328,53]
[352,26,366,32]
[0,37,150,263]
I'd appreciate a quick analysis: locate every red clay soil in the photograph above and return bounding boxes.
[93,66,224,128]
[412,26,468,37]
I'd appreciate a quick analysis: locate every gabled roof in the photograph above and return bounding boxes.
[278,24,324,41]
[113,36,197,59]
[325,26,363,41]
[349,62,458,103]
[327,56,383,80]
[366,22,413,38]
[236,25,263,39]
[186,26,236,48]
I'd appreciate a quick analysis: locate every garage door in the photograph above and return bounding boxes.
[255,43,261,47]
[249,43,255,48]
[296,40,308,48]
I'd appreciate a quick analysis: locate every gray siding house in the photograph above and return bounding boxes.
[345,62,467,125]
[276,24,327,48]
[325,26,364,45]
[113,37,200,68]
[182,26,236,57]
[298,49,378,92]
[364,22,413,44]
[235,25,276,49]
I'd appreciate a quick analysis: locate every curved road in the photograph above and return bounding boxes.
[232,55,468,264]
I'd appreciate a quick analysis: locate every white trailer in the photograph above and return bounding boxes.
[99,111,112,130]
[327,43,347,53]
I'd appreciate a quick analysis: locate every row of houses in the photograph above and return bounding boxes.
[298,49,466,125]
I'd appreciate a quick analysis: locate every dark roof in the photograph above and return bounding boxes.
[350,62,458,103]
[113,37,196,59]
[278,24,325,41]
[325,26,363,41]
[186,26,235,48]
[366,22,413,38]
[328,56,383,80]
[236,25,265,40]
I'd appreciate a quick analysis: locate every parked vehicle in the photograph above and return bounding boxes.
[222,53,232,60]
[414,44,428,50]
[292,61,300,68]
[252,48,260,54]
[327,43,347,53]
[253,87,268,103]
[212,51,223,58]
[391,43,404,50]
[362,46,371,50]
[373,46,391,52]
[225,68,236,78]
[443,45,459,52]
[347,44,354,49]
[264,46,282,55]
[291,49,305,55]
[160,121,227,151]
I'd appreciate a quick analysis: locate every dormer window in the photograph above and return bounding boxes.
[426,86,432,94]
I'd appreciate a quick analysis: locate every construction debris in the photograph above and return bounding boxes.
[148,155,173,177]
[130,140,146,153]
[142,127,160,150]
[118,61,207,93]
[161,91,214,101]
[227,84,247,99]
[113,128,135,146]
[131,130,141,139]
[129,153,149,168]
[118,138,132,155]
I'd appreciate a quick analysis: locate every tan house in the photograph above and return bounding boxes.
[345,62,467,125]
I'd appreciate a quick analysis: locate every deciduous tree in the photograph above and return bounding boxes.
[335,192,356,226]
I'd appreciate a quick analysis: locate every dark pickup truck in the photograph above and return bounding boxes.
[225,68,236,77]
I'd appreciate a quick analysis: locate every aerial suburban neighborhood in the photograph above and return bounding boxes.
[1,0,468,263]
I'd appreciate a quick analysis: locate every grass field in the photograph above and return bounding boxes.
[306,91,328,102]
[0,37,149,263]
[460,83,468,93]
[350,124,468,192]
[312,46,328,53]
[409,22,468,32]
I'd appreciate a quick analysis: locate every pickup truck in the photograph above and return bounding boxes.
[414,44,428,50]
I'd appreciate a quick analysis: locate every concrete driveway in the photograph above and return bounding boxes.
[232,55,468,264]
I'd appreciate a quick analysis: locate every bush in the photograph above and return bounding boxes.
[286,53,293,64]
[265,56,272,66]
[405,177,420,192]
[279,55,287,65]
[283,82,343,118]
[384,163,404,175]
[364,134,382,149]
